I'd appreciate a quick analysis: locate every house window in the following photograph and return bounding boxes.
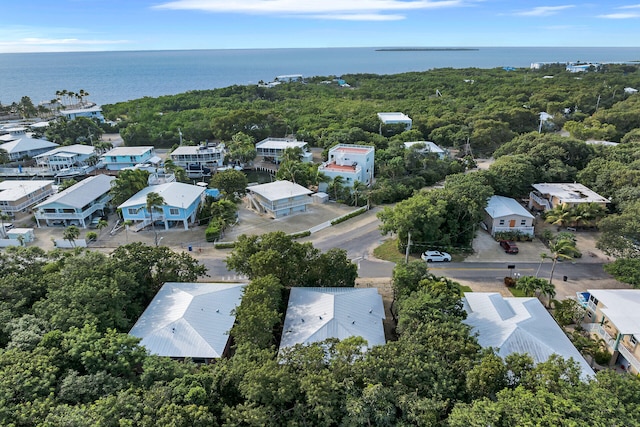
[520,220,527,225]
[169,208,179,215]
[590,296,599,306]
[631,336,637,346]
[499,220,505,225]
[586,311,592,318]
[127,208,137,215]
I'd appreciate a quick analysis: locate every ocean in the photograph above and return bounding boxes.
[1,47,639,106]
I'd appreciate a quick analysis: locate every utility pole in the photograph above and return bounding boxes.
[405,231,411,264]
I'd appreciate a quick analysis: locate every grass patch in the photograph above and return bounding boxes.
[508,287,527,297]
[459,285,473,293]
[373,238,421,264]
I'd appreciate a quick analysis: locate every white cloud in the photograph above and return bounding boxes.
[618,4,640,9]
[153,0,468,20]
[598,12,640,18]
[513,5,575,16]
[0,37,129,53]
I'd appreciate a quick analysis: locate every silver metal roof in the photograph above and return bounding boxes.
[129,282,246,359]
[279,287,386,351]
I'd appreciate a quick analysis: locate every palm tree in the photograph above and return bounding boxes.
[538,280,556,308]
[351,180,367,207]
[548,238,579,285]
[329,176,345,201]
[63,225,80,247]
[545,203,576,229]
[535,253,549,277]
[574,203,606,229]
[515,276,539,297]
[144,192,165,246]
[96,219,109,239]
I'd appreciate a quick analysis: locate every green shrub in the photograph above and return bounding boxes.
[289,230,311,239]
[205,220,222,242]
[214,242,236,249]
[331,207,367,226]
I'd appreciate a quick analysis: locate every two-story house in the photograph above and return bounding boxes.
[528,183,609,212]
[583,289,640,374]
[33,174,115,228]
[169,144,225,169]
[101,146,158,171]
[34,144,97,172]
[0,128,58,161]
[318,144,375,189]
[246,180,312,218]
[255,138,312,164]
[0,180,55,217]
[118,182,205,231]
[59,105,105,123]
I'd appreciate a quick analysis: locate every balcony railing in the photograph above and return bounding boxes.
[583,323,640,373]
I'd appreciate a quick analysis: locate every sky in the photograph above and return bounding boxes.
[1,1,640,53]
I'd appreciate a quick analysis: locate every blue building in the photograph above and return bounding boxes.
[118,182,205,231]
[100,146,158,171]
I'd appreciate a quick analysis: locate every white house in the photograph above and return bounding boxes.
[118,182,205,231]
[583,289,640,375]
[34,175,115,228]
[529,183,609,212]
[169,144,226,169]
[246,180,312,218]
[34,144,97,172]
[463,292,594,380]
[0,128,58,161]
[255,137,312,164]
[377,112,412,133]
[318,144,375,189]
[101,146,158,171]
[0,180,55,217]
[129,282,246,362]
[404,141,447,159]
[484,195,535,237]
[60,105,105,123]
[279,287,386,353]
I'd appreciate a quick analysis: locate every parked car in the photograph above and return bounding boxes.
[421,250,452,262]
[499,240,519,254]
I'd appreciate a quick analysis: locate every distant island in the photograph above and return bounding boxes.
[376,48,479,52]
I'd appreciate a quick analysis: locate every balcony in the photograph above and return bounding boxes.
[583,323,640,373]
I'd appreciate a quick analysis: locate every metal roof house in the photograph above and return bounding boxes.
[118,182,206,231]
[59,105,105,123]
[100,146,157,171]
[404,140,447,159]
[169,144,226,169]
[318,144,375,190]
[246,180,313,218]
[583,289,640,375]
[528,183,610,212]
[377,112,412,133]
[0,128,58,161]
[279,287,386,352]
[463,292,594,380]
[0,180,55,217]
[34,174,115,228]
[129,282,246,362]
[484,195,535,237]
[34,144,97,172]
[255,138,312,164]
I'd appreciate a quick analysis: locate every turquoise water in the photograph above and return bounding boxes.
[1,47,639,105]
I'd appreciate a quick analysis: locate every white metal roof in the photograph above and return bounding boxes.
[404,140,445,154]
[485,195,534,219]
[531,183,609,204]
[0,180,54,202]
[377,112,412,123]
[34,144,95,159]
[118,182,205,209]
[61,106,103,115]
[255,138,307,151]
[0,136,58,154]
[130,282,246,359]
[587,289,640,338]
[35,175,115,209]
[171,145,224,155]
[102,146,154,157]
[463,292,594,379]
[279,287,386,351]
[248,180,312,202]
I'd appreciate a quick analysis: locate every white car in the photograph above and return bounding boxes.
[421,250,452,262]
